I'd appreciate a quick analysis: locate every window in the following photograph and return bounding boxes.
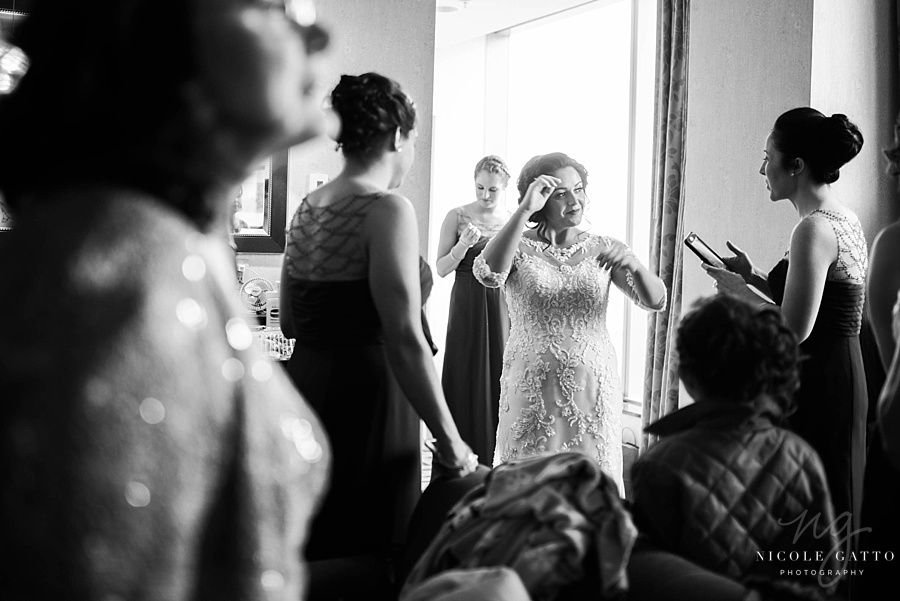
[430,0,657,435]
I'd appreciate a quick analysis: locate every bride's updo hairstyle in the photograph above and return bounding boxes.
[330,72,416,164]
[771,107,864,184]
[516,152,589,244]
[677,295,800,415]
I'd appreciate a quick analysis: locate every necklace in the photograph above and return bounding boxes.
[540,236,590,262]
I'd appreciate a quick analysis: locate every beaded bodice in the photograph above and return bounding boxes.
[284,193,383,281]
[785,209,868,284]
[455,206,508,239]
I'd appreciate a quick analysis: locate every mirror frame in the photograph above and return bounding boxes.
[233,149,288,254]
[0,6,27,233]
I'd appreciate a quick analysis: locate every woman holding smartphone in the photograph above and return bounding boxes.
[704,107,867,527]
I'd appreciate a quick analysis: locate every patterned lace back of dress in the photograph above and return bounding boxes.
[811,209,868,284]
[455,207,507,239]
[284,193,383,281]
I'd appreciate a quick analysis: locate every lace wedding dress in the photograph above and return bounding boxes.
[474,233,665,494]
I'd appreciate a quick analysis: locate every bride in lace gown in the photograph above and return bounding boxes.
[474,153,667,492]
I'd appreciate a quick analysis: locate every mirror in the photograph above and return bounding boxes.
[233,149,288,253]
[1,5,26,232]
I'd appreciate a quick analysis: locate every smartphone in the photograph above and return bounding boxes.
[684,232,726,269]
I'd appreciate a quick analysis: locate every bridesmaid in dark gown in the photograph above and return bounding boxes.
[704,107,867,528]
[435,156,512,466]
[280,73,476,595]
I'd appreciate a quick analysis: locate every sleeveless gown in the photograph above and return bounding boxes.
[767,209,868,526]
[441,207,510,466]
[282,193,420,562]
[474,233,665,495]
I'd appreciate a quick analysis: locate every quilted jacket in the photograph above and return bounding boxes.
[630,398,843,591]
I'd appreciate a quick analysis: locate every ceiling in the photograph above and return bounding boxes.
[435,0,599,48]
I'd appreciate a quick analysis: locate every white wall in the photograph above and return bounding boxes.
[429,35,490,369]
[238,0,438,281]
[681,0,815,313]
[811,0,900,244]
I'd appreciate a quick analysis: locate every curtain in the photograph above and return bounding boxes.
[642,0,690,449]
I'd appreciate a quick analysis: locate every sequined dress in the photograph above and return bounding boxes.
[474,233,665,493]
[767,209,868,524]
[0,190,328,600]
[441,207,510,466]
[282,192,420,562]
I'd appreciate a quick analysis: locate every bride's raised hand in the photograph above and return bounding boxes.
[520,174,561,216]
[722,240,755,281]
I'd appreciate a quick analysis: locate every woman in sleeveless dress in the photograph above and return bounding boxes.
[280,73,477,581]
[704,107,867,529]
[474,153,667,494]
[435,155,513,465]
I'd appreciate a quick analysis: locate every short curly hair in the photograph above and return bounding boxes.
[676,295,799,413]
[330,72,416,164]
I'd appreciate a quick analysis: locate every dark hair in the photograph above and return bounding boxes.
[770,107,864,184]
[474,155,510,181]
[515,152,589,244]
[0,1,328,228]
[676,295,799,413]
[0,0,200,214]
[330,72,416,164]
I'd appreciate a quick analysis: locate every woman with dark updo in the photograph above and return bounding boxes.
[704,107,868,527]
[279,72,476,583]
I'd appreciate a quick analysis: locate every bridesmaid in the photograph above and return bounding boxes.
[435,155,513,466]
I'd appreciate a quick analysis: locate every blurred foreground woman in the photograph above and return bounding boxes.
[0,1,331,599]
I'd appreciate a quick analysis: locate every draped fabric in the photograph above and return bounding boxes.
[642,0,690,449]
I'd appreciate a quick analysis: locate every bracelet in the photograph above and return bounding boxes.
[425,438,479,478]
[449,246,467,262]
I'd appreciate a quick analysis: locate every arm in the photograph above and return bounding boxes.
[866,223,900,368]
[602,240,667,311]
[365,194,474,469]
[279,257,295,339]
[435,209,479,278]
[779,217,835,343]
[479,174,559,274]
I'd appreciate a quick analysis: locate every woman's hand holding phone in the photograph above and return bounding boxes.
[721,240,756,282]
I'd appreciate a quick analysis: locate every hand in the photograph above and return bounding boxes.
[426,438,479,479]
[459,222,481,247]
[520,174,561,215]
[702,263,749,296]
[721,240,755,280]
[597,243,639,273]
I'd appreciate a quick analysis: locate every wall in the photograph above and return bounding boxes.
[238,0,438,282]
[428,35,490,369]
[681,0,815,313]
[811,0,900,243]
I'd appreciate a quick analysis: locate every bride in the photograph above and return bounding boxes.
[474,152,667,492]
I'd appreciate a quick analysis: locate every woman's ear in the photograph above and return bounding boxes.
[393,127,404,152]
[792,157,805,176]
